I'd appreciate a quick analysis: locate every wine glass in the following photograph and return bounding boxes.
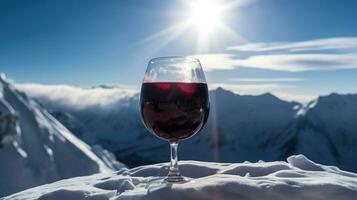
[140,56,210,183]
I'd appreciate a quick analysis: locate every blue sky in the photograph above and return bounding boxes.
[1,0,357,102]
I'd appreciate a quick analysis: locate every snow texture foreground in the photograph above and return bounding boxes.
[3,155,357,200]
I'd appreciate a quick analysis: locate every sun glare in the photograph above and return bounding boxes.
[187,0,223,33]
[138,0,246,54]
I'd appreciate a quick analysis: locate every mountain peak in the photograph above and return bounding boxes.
[213,87,239,98]
[214,87,237,95]
[317,92,357,104]
[92,84,117,89]
[261,92,276,99]
[215,86,227,92]
[256,92,289,104]
[0,72,7,83]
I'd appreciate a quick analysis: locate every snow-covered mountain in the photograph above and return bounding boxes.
[0,75,125,197]
[280,93,357,172]
[16,82,357,173]
[3,155,357,200]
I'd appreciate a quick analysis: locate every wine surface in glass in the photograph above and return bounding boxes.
[140,82,209,142]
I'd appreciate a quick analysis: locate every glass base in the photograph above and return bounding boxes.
[164,175,191,183]
[145,176,191,191]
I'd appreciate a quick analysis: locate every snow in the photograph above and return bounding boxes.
[3,155,357,200]
[12,141,28,158]
[295,98,318,116]
[0,75,125,197]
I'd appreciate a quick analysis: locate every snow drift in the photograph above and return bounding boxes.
[0,74,124,197]
[3,155,357,200]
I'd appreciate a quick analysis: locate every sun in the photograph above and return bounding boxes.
[187,0,224,33]
[138,0,246,55]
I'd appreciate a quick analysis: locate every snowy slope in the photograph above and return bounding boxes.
[2,155,357,200]
[0,74,125,197]
[282,93,357,172]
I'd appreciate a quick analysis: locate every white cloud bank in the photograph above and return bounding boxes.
[233,53,357,72]
[193,54,237,71]
[194,37,357,72]
[229,78,303,82]
[16,82,314,107]
[226,37,357,52]
[16,84,138,111]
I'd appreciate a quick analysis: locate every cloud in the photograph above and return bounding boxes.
[233,53,357,72]
[193,37,357,72]
[196,53,357,72]
[192,54,237,71]
[229,78,303,82]
[15,84,138,111]
[226,37,357,52]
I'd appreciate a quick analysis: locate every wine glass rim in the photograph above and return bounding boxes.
[149,56,199,64]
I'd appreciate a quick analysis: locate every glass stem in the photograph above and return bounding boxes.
[170,142,179,173]
[166,141,184,182]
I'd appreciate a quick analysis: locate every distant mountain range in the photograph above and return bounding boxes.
[16,82,357,173]
[0,75,124,197]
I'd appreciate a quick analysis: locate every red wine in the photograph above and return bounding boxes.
[140,82,209,142]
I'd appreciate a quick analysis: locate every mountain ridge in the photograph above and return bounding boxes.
[11,79,357,172]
